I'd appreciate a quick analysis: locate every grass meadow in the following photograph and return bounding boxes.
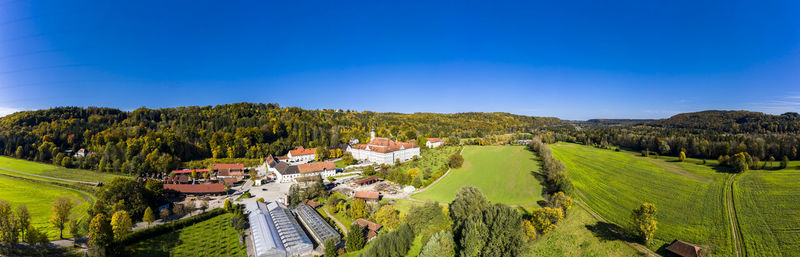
[412,145,544,205]
[525,205,643,257]
[734,170,800,256]
[0,156,125,183]
[550,143,733,256]
[125,213,247,257]
[0,175,93,239]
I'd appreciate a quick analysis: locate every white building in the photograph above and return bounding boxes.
[346,130,420,165]
[287,146,316,163]
[266,155,337,183]
[425,138,443,148]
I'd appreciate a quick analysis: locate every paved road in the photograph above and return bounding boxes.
[725,174,744,257]
[0,167,99,186]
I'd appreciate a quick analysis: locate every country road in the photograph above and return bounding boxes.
[725,174,744,257]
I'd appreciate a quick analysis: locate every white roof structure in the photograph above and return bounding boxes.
[247,201,313,257]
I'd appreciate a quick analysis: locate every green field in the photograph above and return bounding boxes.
[125,213,247,257]
[550,143,733,256]
[0,156,124,183]
[0,175,93,239]
[734,170,800,256]
[413,145,544,205]
[525,205,642,257]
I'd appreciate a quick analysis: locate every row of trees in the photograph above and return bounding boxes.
[0,104,562,174]
[528,138,573,194]
[0,201,48,248]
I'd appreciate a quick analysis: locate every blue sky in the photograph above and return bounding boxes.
[1,0,798,120]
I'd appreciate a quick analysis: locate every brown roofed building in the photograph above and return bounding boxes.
[268,160,336,183]
[163,183,226,195]
[666,240,702,257]
[354,191,380,202]
[354,218,383,241]
[303,199,321,209]
[214,163,246,183]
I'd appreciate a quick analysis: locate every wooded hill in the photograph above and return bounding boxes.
[649,110,800,134]
[0,103,563,174]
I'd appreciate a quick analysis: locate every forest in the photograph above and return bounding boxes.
[0,103,563,174]
[551,110,800,165]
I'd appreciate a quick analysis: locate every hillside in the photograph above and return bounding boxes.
[649,110,800,134]
[0,103,564,175]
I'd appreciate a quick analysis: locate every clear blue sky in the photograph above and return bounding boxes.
[1,0,798,120]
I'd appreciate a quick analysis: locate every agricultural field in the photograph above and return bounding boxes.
[125,213,247,257]
[525,205,642,257]
[0,156,125,183]
[0,175,93,239]
[733,170,800,256]
[413,145,544,205]
[550,143,733,256]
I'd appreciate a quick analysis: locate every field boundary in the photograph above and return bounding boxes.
[725,174,744,257]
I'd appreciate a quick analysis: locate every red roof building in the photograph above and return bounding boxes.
[354,176,380,185]
[297,162,337,174]
[289,146,317,157]
[354,218,383,240]
[163,183,226,195]
[354,191,380,201]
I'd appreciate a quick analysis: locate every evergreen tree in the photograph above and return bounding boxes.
[345,223,365,252]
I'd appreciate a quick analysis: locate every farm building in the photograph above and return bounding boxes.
[248,201,313,257]
[354,176,380,186]
[425,138,443,148]
[353,191,380,202]
[267,155,336,183]
[354,218,383,241]
[213,164,246,182]
[665,239,702,257]
[346,130,420,165]
[287,146,316,163]
[163,183,226,196]
[293,203,340,246]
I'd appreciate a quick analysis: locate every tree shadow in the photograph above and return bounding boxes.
[585,221,637,243]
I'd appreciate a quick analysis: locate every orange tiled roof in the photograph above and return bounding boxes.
[289,146,316,156]
[351,137,418,153]
[427,138,442,143]
[354,191,379,200]
[355,218,383,232]
[297,162,336,174]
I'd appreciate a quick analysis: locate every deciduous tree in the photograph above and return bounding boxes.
[110,210,132,241]
[50,197,73,239]
[631,202,658,244]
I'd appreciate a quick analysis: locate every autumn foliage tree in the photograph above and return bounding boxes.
[631,202,658,244]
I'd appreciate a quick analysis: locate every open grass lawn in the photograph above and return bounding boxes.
[734,170,800,256]
[0,175,93,239]
[526,205,643,257]
[550,143,733,256]
[125,213,246,257]
[0,156,125,183]
[413,145,544,205]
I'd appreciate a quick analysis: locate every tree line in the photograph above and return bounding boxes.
[0,104,563,174]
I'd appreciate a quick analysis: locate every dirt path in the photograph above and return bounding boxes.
[725,174,744,257]
[0,167,99,186]
[574,200,659,257]
[323,208,348,233]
